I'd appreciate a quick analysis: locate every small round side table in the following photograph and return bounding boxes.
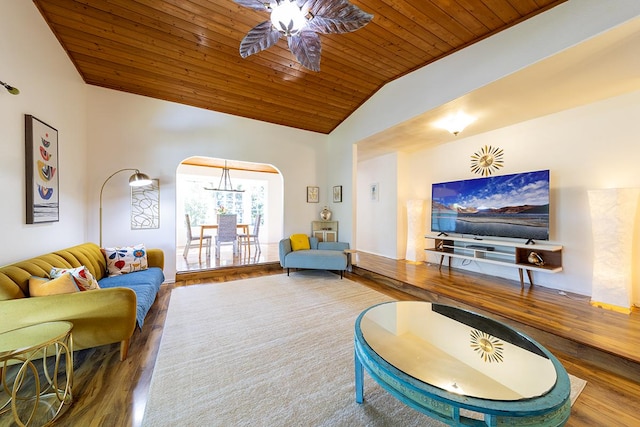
[0,321,74,426]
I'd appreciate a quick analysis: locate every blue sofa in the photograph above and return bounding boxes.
[279,237,349,278]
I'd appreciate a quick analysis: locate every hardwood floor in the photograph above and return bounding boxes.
[176,242,280,274]
[25,253,640,427]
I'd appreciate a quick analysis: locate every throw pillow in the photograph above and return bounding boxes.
[50,266,100,291]
[102,244,149,276]
[290,234,310,251]
[29,273,80,297]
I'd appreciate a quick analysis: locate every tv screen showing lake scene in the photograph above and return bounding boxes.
[431,170,550,241]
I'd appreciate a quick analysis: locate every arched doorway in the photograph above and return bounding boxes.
[175,156,283,271]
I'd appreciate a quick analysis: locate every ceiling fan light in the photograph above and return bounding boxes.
[270,1,306,35]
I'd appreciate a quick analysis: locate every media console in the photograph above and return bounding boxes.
[425,234,563,287]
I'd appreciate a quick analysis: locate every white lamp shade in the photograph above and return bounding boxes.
[406,199,426,262]
[588,188,639,310]
[129,171,152,187]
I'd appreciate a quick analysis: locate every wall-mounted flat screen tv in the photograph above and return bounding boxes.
[431,170,550,241]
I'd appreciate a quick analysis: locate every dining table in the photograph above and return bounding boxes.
[199,223,249,259]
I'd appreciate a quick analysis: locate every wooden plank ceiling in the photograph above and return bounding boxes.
[33,0,566,134]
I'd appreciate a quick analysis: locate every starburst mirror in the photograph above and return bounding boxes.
[234,0,373,71]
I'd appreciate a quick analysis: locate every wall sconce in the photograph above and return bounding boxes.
[100,169,152,247]
[1,80,20,95]
[434,111,476,136]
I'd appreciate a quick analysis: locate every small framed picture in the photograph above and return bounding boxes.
[307,186,319,203]
[370,183,379,201]
[333,185,342,203]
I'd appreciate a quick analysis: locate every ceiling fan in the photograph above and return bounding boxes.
[234,0,373,72]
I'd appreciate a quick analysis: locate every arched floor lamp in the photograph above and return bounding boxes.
[100,169,152,247]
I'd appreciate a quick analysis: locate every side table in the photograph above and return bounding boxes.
[344,249,357,272]
[0,321,74,426]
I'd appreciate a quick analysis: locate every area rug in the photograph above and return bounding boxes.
[142,271,586,426]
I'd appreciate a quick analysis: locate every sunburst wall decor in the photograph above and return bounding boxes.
[470,329,504,363]
[470,145,504,176]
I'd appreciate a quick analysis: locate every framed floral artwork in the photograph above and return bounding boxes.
[307,186,319,203]
[333,185,342,203]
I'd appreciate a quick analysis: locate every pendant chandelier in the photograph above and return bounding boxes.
[204,161,245,193]
[234,0,373,72]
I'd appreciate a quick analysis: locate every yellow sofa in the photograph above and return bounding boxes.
[0,243,164,361]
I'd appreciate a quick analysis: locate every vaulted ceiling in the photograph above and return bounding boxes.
[33,0,566,134]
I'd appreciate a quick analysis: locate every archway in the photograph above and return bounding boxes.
[175,156,283,271]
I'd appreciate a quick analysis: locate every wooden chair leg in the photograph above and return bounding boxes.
[120,339,130,361]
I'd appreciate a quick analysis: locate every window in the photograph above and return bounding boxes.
[181,176,265,226]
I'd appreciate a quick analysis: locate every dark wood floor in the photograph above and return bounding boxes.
[34,253,640,426]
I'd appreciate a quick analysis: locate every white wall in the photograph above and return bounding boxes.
[356,153,400,258]
[86,87,327,281]
[0,1,87,264]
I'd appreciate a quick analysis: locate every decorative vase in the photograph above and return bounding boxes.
[320,206,332,221]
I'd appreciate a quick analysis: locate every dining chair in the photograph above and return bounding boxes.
[215,214,239,258]
[184,214,211,258]
[239,214,261,256]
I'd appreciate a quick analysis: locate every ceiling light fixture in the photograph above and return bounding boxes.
[0,80,20,95]
[204,161,245,193]
[234,0,373,72]
[435,112,476,136]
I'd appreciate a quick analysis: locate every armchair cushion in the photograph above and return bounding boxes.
[99,267,164,328]
[290,234,310,251]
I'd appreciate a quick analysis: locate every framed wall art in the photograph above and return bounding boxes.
[131,178,160,229]
[25,115,59,223]
[333,185,342,203]
[307,186,319,203]
[370,183,379,201]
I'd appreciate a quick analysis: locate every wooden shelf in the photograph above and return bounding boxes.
[425,235,563,287]
[312,221,338,242]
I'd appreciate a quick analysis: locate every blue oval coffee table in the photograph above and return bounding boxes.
[354,301,570,426]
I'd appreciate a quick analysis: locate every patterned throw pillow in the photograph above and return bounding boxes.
[29,273,79,297]
[50,266,100,291]
[102,244,149,276]
[290,234,310,251]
